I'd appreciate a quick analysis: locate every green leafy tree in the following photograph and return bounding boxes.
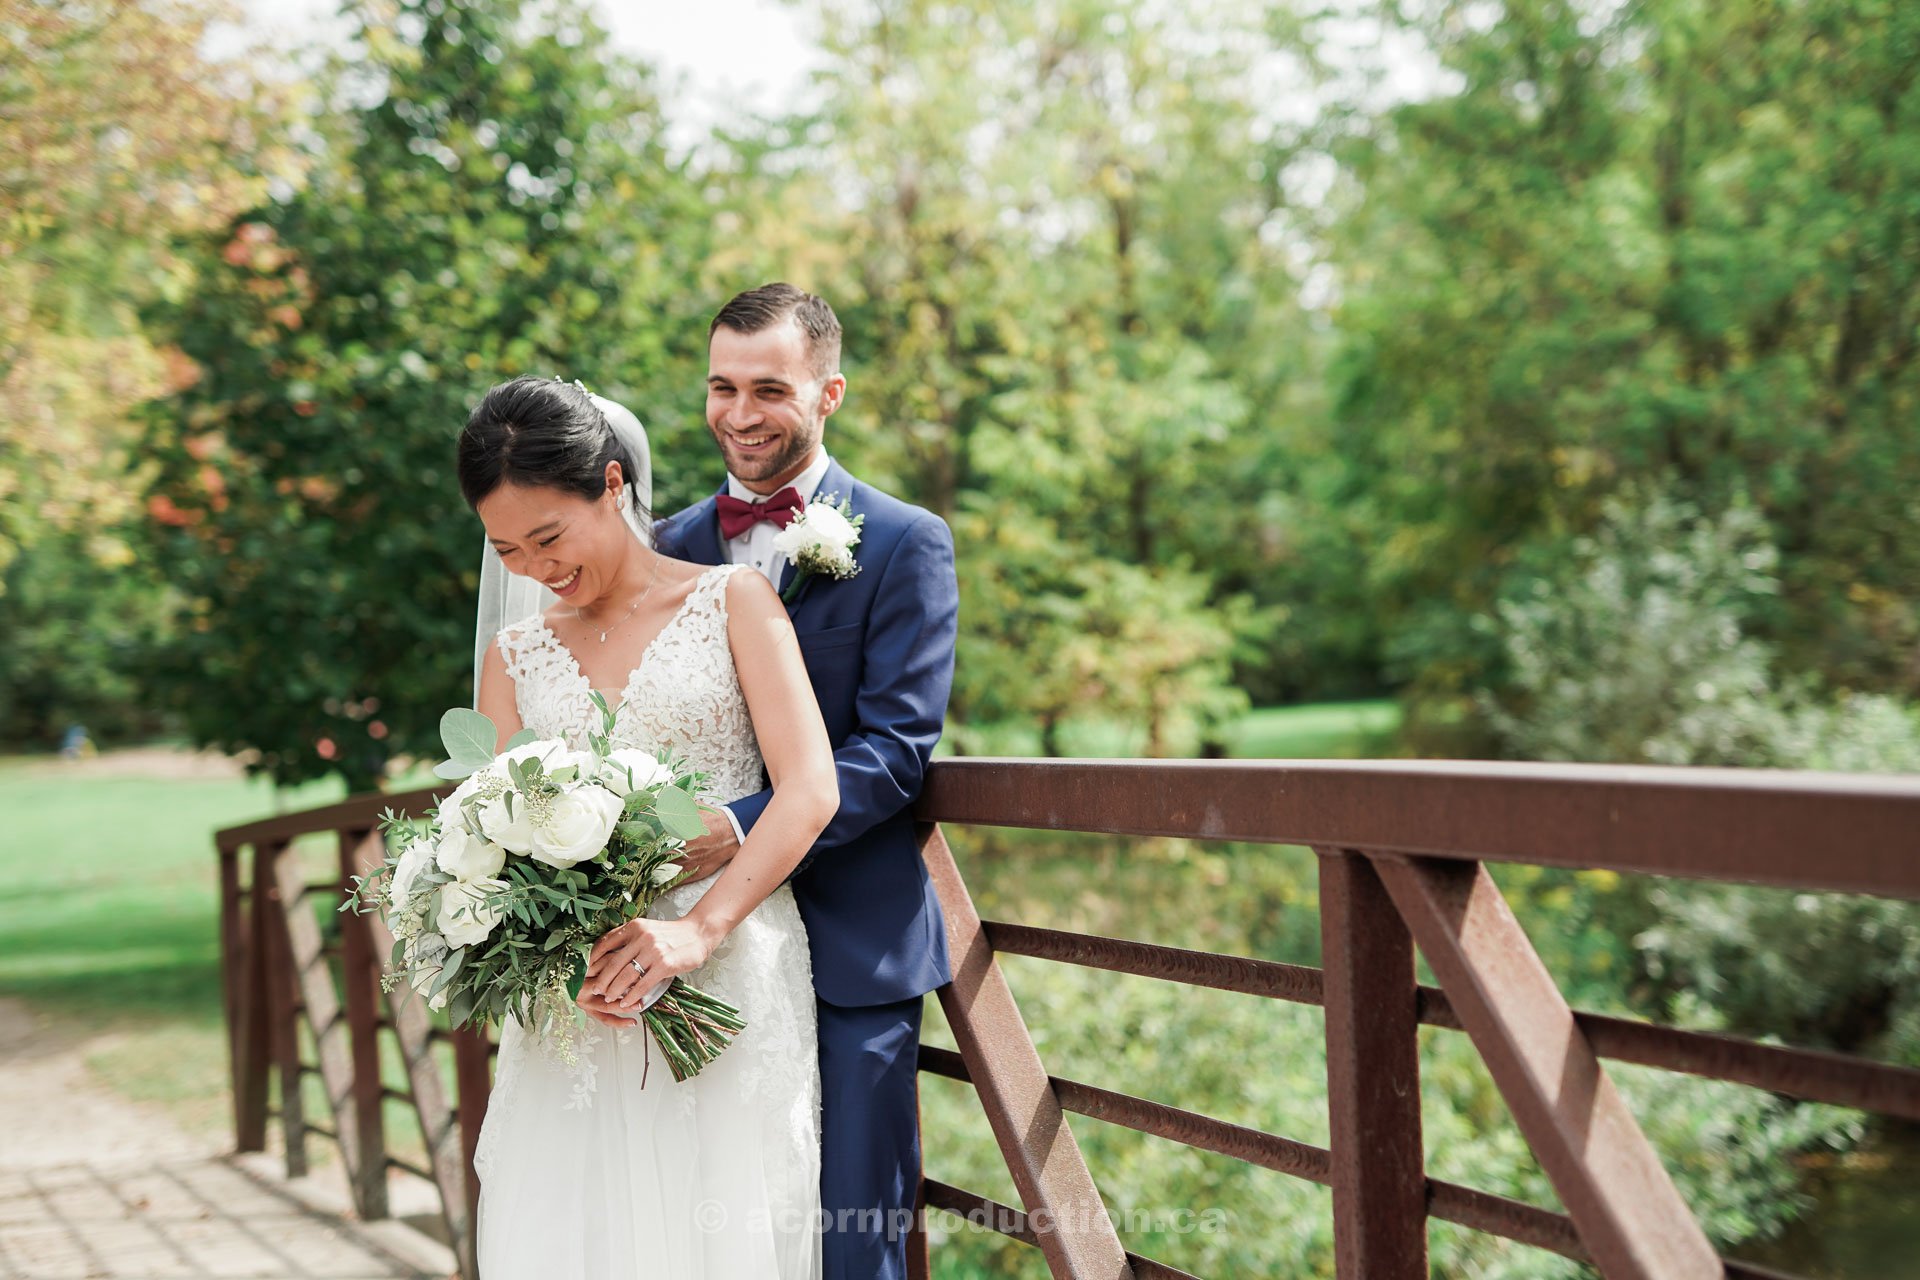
[1315,0,1920,733]
[0,0,289,744]
[140,0,711,787]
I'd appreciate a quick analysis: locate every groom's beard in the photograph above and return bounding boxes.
[714,420,821,487]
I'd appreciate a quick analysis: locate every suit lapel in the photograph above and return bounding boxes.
[781,460,858,616]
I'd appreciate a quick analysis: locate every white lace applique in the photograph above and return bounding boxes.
[559,1025,602,1112]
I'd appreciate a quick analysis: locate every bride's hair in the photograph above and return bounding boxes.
[457,376,649,520]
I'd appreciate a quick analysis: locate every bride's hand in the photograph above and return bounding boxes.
[575,986,634,1028]
[584,916,722,1010]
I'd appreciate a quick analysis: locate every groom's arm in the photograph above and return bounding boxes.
[725,512,957,876]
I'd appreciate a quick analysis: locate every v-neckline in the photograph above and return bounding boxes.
[530,565,722,725]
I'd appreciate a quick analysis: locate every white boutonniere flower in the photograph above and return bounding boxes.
[771,494,864,603]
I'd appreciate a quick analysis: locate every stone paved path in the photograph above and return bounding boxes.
[0,1001,451,1280]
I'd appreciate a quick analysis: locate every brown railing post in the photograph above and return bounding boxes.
[919,823,1134,1280]
[339,828,390,1219]
[453,1025,493,1271]
[232,841,277,1152]
[1317,849,1426,1278]
[272,845,384,1221]
[264,862,309,1177]
[1374,855,1720,1280]
[219,844,259,1151]
[364,906,481,1280]
[905,1182,931,1280]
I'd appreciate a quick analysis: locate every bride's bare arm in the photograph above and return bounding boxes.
[585,569,838,1009]
[475,640,525,750]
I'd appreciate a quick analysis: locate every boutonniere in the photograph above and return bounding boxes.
[771,493,864,603]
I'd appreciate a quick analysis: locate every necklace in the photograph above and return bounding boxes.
[570,550,662,643]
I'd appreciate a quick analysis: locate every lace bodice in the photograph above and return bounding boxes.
[494,562,766,805]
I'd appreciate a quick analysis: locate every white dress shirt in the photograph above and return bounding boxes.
[723,448,834,589]
[721,449,833,587]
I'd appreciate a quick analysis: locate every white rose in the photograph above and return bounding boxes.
[478,792,537,854]
[600,748,673,794]
[773,503,859,562]
[434,825,508,881]
[529,784,624,868]
[436,768,498,832]
[389,838,436,908]
[500,738,569,768]
[437,877,508,948]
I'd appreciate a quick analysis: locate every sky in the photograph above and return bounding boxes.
[228,0,1448,142]
[232,0,825,141]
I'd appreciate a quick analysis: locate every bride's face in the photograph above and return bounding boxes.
[477,472,631,606]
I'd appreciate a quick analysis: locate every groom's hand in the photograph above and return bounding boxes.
[675,807,740,882]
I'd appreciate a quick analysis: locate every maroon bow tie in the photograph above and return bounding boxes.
[716,487,805,539]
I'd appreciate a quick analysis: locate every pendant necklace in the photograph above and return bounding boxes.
[573,550,662,643]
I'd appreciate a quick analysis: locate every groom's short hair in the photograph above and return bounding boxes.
[710,283,841,380]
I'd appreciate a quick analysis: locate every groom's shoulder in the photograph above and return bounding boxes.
[653,496,714,549]
[839,472,940,533]
[839,474,950,554]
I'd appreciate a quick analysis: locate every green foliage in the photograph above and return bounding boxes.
[138,0,713,787]
[1484,487,1791,766]
[0,528,176,744]
[1316,0,1920,728]
[0,0,289,747]
[1484,487,1920,1065]
[950,506,1248,756]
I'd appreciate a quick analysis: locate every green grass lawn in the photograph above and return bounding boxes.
[0,762,345,1132]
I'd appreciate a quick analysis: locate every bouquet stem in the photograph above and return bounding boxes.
[641,979,748,1083]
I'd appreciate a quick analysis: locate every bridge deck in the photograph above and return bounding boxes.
[0,1157,439,1280]
[0,998,447,1280]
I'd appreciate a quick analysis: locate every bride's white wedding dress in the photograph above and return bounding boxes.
[473,563,823,1278]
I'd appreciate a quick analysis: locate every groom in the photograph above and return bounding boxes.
[654,283,957,1279]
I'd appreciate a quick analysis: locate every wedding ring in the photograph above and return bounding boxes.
[629,959,648,975]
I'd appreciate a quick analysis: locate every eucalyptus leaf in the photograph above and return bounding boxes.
[434,758,478,780]
[617,818,663,843]
[504,728,539,751]
[653,786,708,842]
[440,707,498,765]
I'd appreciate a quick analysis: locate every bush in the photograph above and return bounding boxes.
[1483,487,1920,1064]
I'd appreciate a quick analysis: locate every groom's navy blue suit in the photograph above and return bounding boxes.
[655,457,955,1279]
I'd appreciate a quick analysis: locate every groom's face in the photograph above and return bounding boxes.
[705,320,844,493]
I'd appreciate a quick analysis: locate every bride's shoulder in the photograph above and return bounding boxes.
[494,610,550,651]
[711,564,776,615]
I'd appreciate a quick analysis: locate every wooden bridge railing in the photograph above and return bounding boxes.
[215,757,1920,1279]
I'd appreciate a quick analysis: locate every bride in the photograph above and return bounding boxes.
[456,376,835,1277]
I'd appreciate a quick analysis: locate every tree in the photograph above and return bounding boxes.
[738,0,1316,737]
[140,0,712,788]
[1316,0,1920,736]
[0,0,288,743]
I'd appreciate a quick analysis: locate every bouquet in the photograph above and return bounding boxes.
[340,693,746,1081]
